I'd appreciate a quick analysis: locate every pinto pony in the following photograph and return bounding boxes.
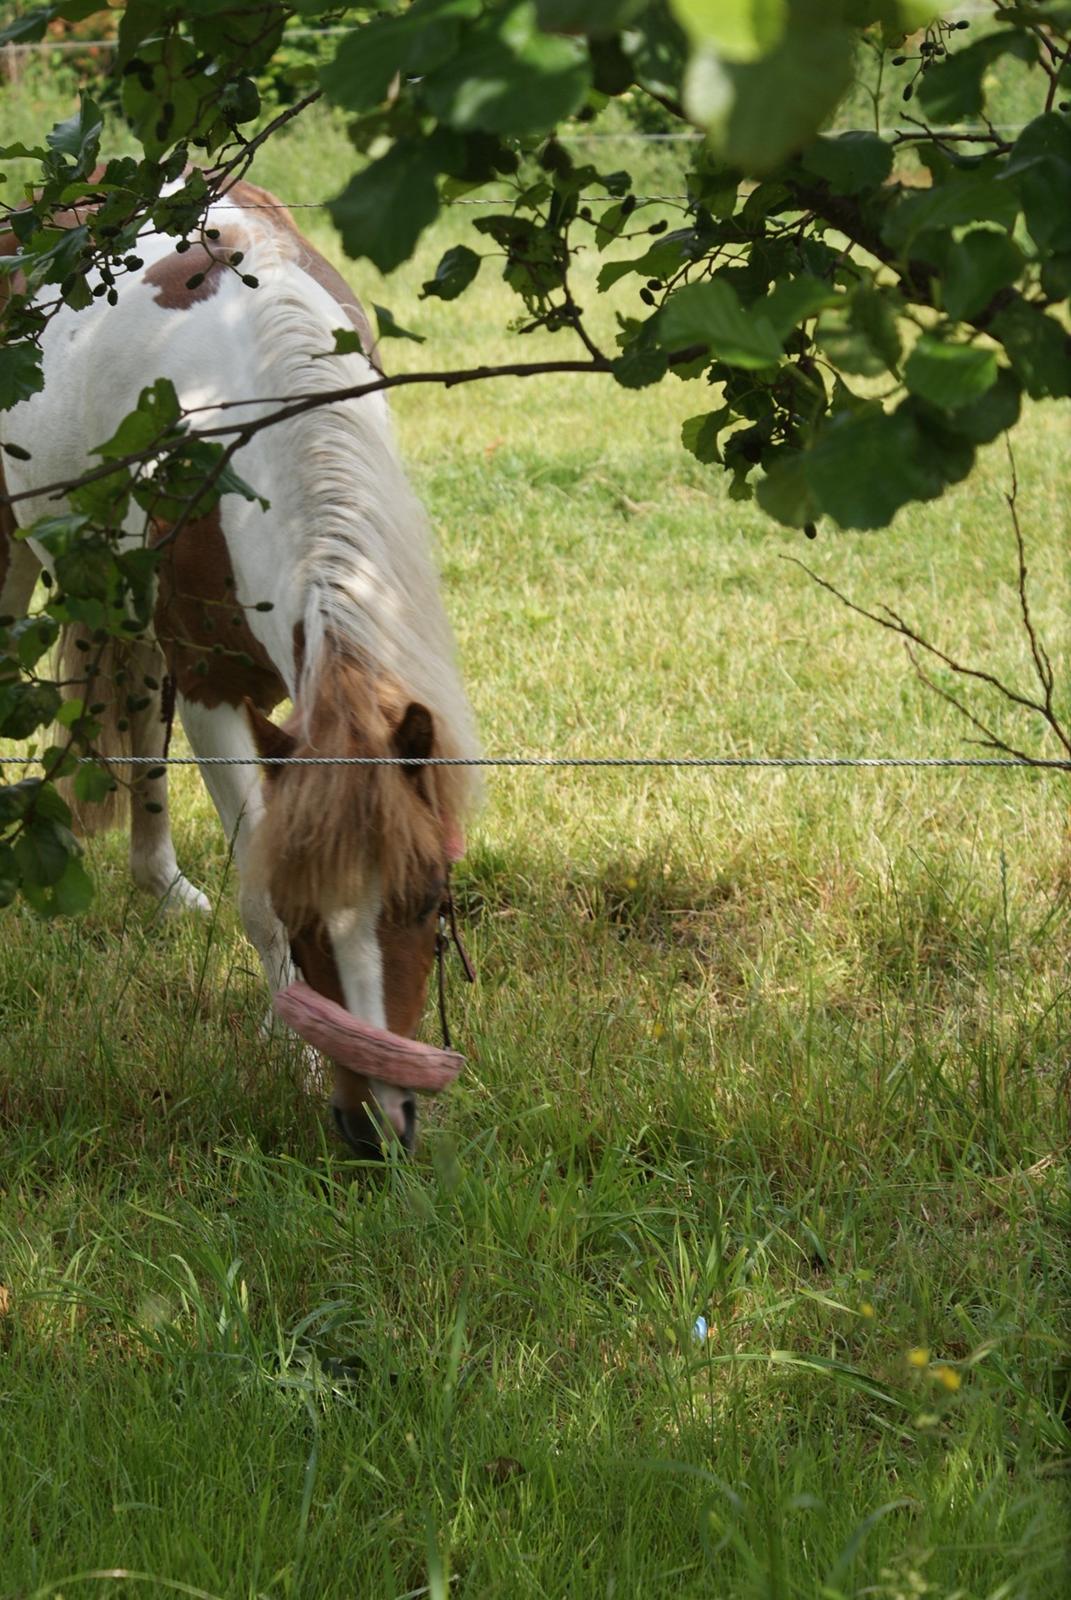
[0,181,481,1156]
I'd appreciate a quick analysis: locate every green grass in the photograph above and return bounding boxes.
[2,78,1071,1600]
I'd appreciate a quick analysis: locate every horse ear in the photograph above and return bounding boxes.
[244,698,297,775]
[392,701,435,767]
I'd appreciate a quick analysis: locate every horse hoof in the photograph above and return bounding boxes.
[153,876,212,916]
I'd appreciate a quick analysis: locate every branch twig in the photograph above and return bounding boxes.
[783,466,1070,766]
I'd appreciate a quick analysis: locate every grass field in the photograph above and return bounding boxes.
[2,68,1070,1600]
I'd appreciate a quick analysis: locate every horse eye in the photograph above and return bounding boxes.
[414,880,445,922]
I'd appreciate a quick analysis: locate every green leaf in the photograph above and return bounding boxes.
[937,229,1024,322]
[917,31,1036,123]
[421,244,482,301]
[671,0,787,61]
[328,328,365,357]
[55,540,117,605]
[14,815,75,889]
[373,304,425,344]
[884,174,1020,255]
[55,697,85,729]
[659,279,782,368]
[321,12,434,112]
[681,407,730,464]
[990,303,1071,400]
[804,406,946,530]
[934,366,1021,445]
[815,309,886,378]
[0,8,54,45]
[46,96,103,162]
[213,454,268,509]
[849,286,901,373]
[686,8,855,174]
[1004,115,1071,255]
[0,676,59,741]
[51,852,94,915]
[801,132,892,196]
[626,4,689,100]
[120,35,202,160]
[757,449,819,529]
[329,141,443,272]
[535,0,645,36]
[844,1,943,25]
[904,336,998,412]
[74,764,118,807]
[611,346,669,388]
[0,343,45,412]
[761,275,840,342]
[9,615,59,671]
[423,4,591,135]
[26,512,92,558]
[94,379,183,460]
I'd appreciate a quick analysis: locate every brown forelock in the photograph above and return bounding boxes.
[143,224,249,310]
[225,179,381,370]
[150,509,286,711]
[253,649,446,929]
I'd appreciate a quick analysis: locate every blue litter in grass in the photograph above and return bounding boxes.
[692,1316,708,1342]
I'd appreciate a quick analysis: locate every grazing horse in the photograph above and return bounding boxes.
[0,180,481,1156]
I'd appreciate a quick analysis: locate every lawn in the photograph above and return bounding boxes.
[1,62,1069,1600]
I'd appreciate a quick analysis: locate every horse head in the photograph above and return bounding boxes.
[245,676,469,1160]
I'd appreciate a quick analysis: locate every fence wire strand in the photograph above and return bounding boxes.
[0,754,1066,772]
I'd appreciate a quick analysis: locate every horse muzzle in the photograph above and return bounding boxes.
[274,981,465,1158]
[331,1097,417,1159]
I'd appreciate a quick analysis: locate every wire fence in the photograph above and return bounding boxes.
[0,754,1066,772]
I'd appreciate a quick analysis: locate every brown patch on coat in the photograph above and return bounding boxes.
[290,919,346,1008]
[224,179,381,370]
[378,897,442,1037]
[151,510,286,711]
[144,225,248,311]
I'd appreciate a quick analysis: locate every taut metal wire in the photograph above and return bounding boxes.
[0,755,1066,771]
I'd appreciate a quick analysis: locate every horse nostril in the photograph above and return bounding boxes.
[331,1100,417,1159]
[332,1104,385,1161]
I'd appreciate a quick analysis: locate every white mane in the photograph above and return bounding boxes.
[233,213,481,793]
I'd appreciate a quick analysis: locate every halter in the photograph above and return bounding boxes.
[286,864,476,1058]
[436,867,476,1051]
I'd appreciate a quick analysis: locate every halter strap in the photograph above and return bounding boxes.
[436,868,475,1050]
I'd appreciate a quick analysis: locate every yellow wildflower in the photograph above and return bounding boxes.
[907,1347,929,1368]
[931,1363,962,1391]
[859,1302,875,1320]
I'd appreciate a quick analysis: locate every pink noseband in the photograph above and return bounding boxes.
[274,981,464,1092]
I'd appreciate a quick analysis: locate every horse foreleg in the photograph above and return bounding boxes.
[175,696,292,993]
[0,517,39,623]
[127,641,211,914]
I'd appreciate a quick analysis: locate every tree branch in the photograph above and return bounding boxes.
[0,356,613,510]
[784,482,1071,765]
